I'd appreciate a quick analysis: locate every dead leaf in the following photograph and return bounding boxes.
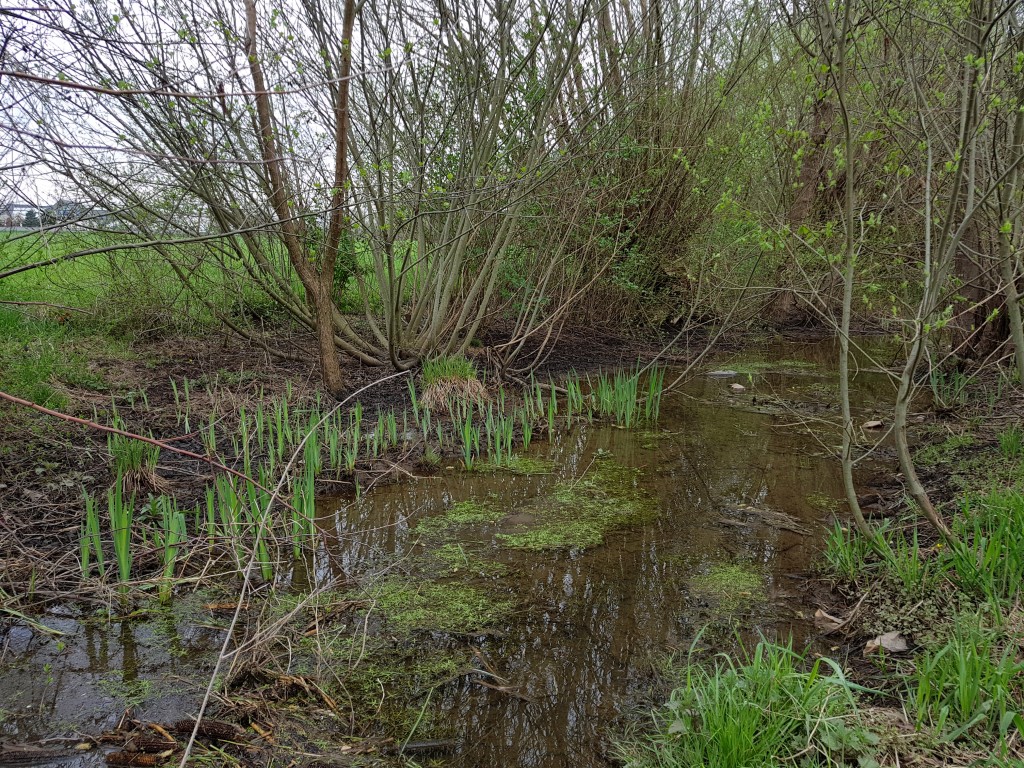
[863,420,884,430]
[864,631,908,655]
[729,383,746,392]
[250,722,274,744]
[814,608,844,632]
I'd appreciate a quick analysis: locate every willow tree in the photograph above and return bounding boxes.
[2,0,597,393]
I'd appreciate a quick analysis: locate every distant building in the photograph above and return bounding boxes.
[0,202,38,228]
[41,200,92,226]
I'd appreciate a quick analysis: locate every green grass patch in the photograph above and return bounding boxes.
[421,355,478,386]
[0,307,112,406]
[948,488,1024,605]
[616,641,878,768]
[998,425,1024,459]
[821,520,877,583]
[911,613,1024,744]
[818,477,1024,756]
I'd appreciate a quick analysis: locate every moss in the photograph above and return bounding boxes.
[365,578,513,633]
[414,499,503,537]
[806,491,839,512]
[474,455,554,475]
[496,458,657,551]
[689,563,765,610]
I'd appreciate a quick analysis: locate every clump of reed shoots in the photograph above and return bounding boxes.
[80,491,105,579]
[421,355,487,410]
[108,424,170,496]
[108,474,135,592]
[154,495,187,603]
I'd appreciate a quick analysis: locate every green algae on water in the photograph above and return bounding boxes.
[497,457,657,551]
[474,454,554,475]
[414,498,503,538]
[366,578,514,633]
[427,543,509,578]
[689,563,765,610]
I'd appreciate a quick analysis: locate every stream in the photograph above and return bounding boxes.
[0,337,896,767]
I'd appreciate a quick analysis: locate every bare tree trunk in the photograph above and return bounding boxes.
[244,0,346,397]
[789,98,833,225]
[823,0,873,538]
[998,53,1024,383]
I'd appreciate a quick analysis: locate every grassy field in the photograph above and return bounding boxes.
[0,231,306,406]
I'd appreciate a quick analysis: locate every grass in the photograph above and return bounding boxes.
[421,355,478,386]
[821,520,877,583]
[421,355,486,410]
[911,613,1024,744]
[108,426,162,493]
[947,488,1024,605]
[616,641,878,768]
[998,424,1024,459]
[0,307,110,406]
[815,483,1024,758]
[876,526,940,598]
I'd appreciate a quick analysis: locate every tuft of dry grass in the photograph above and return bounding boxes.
[421,377,487,410]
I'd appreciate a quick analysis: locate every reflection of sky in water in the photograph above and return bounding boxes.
[0,338,895,768]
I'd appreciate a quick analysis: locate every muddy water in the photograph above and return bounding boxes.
[0,337,895,767]
[308,338,894,767]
